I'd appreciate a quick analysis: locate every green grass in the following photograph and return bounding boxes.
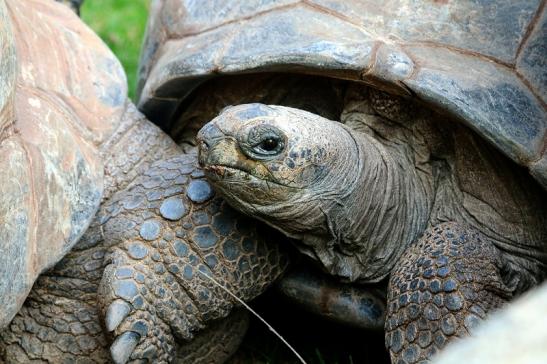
[81,0,149,100]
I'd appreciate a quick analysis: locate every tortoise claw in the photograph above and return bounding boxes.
[106,299,132,332]
[110,331,140,364]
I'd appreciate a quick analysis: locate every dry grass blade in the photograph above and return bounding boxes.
[198,270,308,364]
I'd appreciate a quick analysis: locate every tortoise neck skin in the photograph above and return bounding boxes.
[333,130,430,282]
[198,103,430,283]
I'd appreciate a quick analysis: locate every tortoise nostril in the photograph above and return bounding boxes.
[197,141,209,167]
[198,122,226,145]
[199,140,209,151]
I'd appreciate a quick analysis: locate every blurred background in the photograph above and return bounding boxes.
[82,0,150,100]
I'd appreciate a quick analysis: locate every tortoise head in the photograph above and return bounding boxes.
[198,103,429,282]
[197,103,360,239]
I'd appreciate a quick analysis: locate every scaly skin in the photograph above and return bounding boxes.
[98,150,288,363]
[173,309,249,364]
[385,223,512,363]
[0,104,289,363]
[197,88,547,362]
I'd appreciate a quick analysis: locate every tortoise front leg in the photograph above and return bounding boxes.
[174,309,249,363]
[97,152,289,363]
[385,222,515,363]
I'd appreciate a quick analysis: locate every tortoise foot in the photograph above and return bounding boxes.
[96,152,288,363]
[385,222,516,363]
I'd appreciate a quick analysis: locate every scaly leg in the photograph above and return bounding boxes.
[0,275,249,364]
[98,151,289,363]
[1,106,288,364]
[385,222,515,363]
[174,309,249,364]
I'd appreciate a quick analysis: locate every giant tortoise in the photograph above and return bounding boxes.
[1,0,545,363]
[0,1,293,363]
[135,0,547,363]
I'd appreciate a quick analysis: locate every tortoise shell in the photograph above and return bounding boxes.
[0,0,127,327]
[137,0,546,188]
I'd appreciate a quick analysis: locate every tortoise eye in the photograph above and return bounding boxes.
[244,124,286,159]
[259,137,279,151]
[254,134,284,155]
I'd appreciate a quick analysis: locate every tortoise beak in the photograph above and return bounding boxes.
[198,137,240,171]
[197,122,274,181]
[197,123,239,175]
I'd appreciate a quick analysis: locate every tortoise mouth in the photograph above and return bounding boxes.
[203,164,296,189]
[202,164,250,179]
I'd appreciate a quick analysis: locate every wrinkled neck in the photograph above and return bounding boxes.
[308,128,430,282]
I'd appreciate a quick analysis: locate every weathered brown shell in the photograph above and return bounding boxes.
[0,0,127,327]
[137,0,546,188]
